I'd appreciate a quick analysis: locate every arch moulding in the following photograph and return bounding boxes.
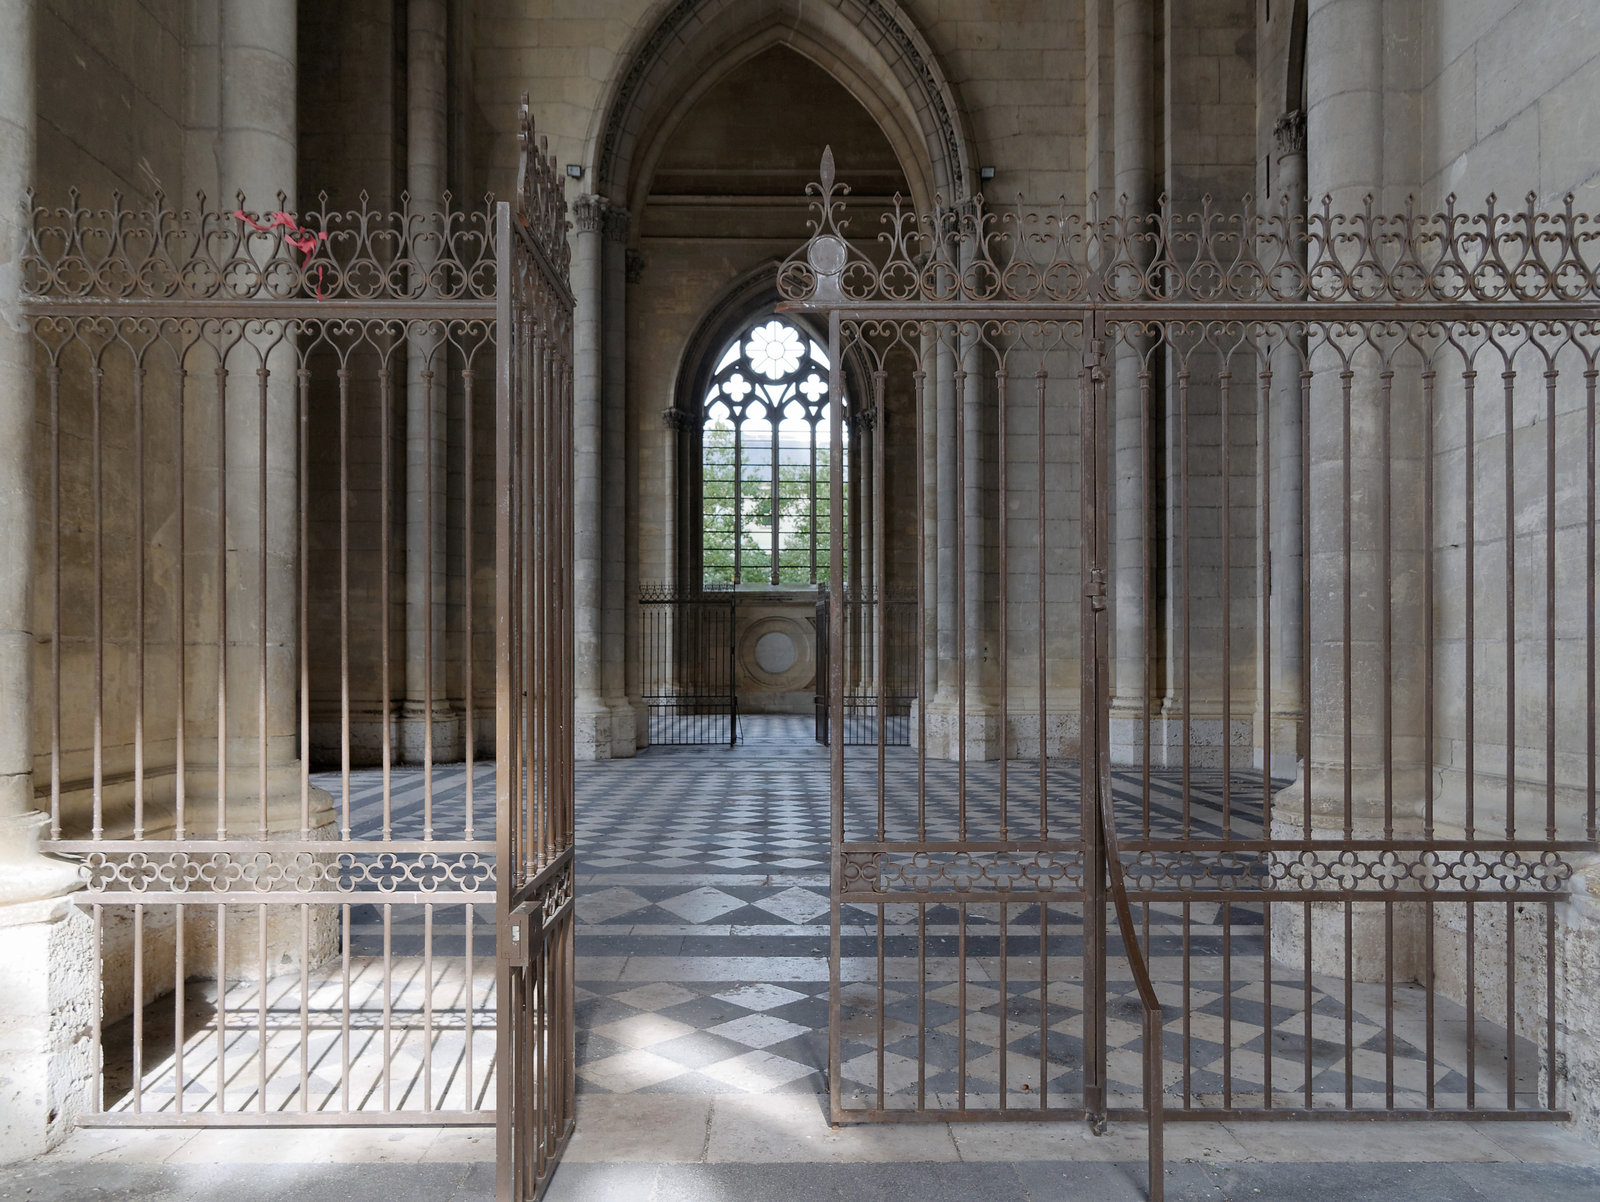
[587,0,976,213]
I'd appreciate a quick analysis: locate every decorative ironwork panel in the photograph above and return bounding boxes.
[21,92,578,1202]
[782,150,1600,1202]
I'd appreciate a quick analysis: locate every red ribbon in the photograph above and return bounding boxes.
[234,209,329,298]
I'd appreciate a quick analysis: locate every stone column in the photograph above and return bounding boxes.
[1084,0,1116,207]
[400,0,459,762]
[213,0,335,990]
[859,406,877,693]
[927,223,1001,761]
[0,0,96,1158]
[918,327,939,728]
[928,325,958,754]
[1273,0,1427,980]
[1259,110,1306,777]
[959,315,1001,759]
[0,0,35,831]
[600,207,635,756]
[209,0,322,830]
[570,194,610,758]
[623,249,648,745]
[1107,0,1156,764]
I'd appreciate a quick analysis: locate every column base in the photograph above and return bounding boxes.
[918,696,1004,761]
[1140,704,1255,770]
[606,697,639,759]
[56,771,340,1021]
[1268,768,1430,982]
[572,697,644,760]
[0,812,95,1160]
[1002,708,1082,759]
[1251,710,1304,779]
[574,702,615,761]
[1556,866,1600,1147]
[1105,705,1256,770]
[312,704,488,768]
[397,701,465,763]
[907,701,1082,759]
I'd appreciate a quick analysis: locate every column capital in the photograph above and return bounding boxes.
[1274,109,1307,158]
[572,194,608,234]
[662,406,693,432]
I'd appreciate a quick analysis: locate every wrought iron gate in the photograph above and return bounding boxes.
[814,591,917,746]
[638,583,737,746]
[496,110,578,1200]
[24,98,575,1199]
[783,152,1598,1198]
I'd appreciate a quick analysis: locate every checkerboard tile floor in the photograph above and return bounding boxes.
[574,716,1532,1113]
[101,716,1535,1122]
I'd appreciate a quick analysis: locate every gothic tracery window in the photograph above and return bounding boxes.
[701,316,842,586]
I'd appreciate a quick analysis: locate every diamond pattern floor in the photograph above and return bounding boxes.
[101,716,1535,1122]
[573,717,1530,1115]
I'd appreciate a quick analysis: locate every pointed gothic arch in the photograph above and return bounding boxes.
[585,0,977,213]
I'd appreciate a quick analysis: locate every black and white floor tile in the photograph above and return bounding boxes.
[570,717,1527,1112]
[103,716,1528,1119]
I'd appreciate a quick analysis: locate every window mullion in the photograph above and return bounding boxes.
[809,414,818,584]
[732,418,743,586]
[771,413,781,585]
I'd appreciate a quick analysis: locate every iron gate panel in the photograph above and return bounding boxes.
[496,108,578,1201]
[23,190,504,1129]
[781,150,1598,1198]
[638,583,737,746]
[814,591,917,746]
[23,98,577,1199]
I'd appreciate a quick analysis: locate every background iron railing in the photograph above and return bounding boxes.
[638,583,738,746]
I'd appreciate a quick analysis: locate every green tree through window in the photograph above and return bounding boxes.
[701,317,844,586]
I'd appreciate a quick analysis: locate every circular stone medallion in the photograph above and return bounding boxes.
[754,629,798,675]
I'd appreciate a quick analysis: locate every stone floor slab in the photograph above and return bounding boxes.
[562,1095,712,1163]
[704,1094,959,1163]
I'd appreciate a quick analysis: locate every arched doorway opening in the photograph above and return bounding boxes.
[565,0,960,1122]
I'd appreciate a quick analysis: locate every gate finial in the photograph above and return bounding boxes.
[778,148,853,304]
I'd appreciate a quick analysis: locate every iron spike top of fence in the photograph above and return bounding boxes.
[19,187,500,305]
[779,154,1600,309]
[514,93,572,283]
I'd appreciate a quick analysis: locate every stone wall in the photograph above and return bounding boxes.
[1414,0,1599,834]
[1412,0,1600,1144]
[29,0,191,834]
[36,0,187,199]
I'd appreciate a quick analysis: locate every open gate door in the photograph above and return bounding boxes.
[799,198,1166,1197]
[785,150,1594,1202]
[496,103,578,1201]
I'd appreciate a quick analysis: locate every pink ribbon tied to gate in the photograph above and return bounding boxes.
[234,209,330,298]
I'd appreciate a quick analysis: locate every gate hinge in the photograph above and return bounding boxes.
[1085,569,1108,612]
[1084,337,1105,383]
